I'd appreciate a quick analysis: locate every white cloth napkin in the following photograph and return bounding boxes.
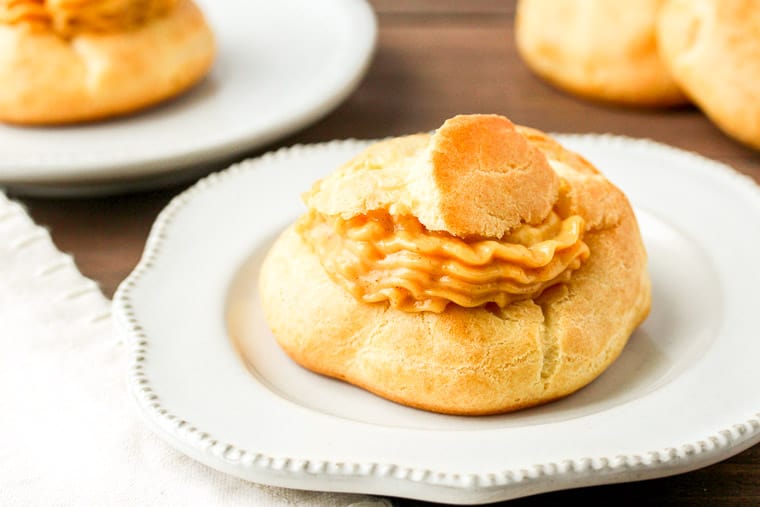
[0,193,390,507]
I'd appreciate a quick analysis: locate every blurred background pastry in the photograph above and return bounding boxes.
[515,0,687,107]
[0,0,215,124]
[658,0,760,149]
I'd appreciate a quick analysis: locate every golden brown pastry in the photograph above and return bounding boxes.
[515,0,687,107]
[260,114,651,415]
[658,0,760,149]
[0,0,215,124]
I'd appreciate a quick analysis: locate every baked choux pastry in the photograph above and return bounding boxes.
[515,0,687,107]
[658,0,760,149]
[0,0,215,124]
[260,114,651,415]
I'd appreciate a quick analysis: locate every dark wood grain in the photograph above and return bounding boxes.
[15,1,760,505]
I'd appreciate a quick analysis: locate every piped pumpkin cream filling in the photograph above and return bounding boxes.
[299,208,590,313]
[0,0,177,35]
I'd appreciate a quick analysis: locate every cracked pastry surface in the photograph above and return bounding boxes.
[0,0,214,124]
[259,114,651,415]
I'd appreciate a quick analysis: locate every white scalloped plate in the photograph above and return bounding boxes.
[113,136,760,504]
[0,0,375,196]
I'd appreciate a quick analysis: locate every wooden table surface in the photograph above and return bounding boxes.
[13,1,760,505]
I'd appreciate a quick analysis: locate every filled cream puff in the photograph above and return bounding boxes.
[0,0,215,124]
[260,114,651,415]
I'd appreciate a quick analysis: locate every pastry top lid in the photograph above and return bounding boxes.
[304,114,560,238]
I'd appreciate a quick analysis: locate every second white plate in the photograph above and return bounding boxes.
[114,136,760,504]
[0,0,376,195]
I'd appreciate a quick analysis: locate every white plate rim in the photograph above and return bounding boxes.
[0,0,377,186]
[113,135,760,504]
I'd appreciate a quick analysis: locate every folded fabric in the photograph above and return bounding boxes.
[0,192,389,507]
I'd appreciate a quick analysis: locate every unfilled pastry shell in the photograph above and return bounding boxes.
[658,0,760,149]
[515,0,687,107]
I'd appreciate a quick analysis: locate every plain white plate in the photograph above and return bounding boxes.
[0,0,376,196]
[113,136,760,505]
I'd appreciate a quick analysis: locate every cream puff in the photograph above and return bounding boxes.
[658,0,760,149]
[260,114,651,415]
[0,0,215,124]
[515,0,687,107]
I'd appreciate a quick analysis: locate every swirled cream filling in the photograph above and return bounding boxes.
[0,0,177,35]
[300,208,590,313]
